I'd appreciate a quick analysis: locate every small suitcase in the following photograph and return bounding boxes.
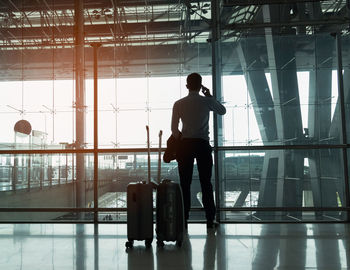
[125,182,153,248]
[125,125,154,249]
[156,130,185,247]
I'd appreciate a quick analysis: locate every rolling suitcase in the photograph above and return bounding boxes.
[156,130,185,247]
[125,125,154,248]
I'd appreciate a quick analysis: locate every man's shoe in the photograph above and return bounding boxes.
[206,220,219,229]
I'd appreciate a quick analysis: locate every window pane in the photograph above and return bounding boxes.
[0,153,94,222]
[219,149,346,222]
[220,34,339,146]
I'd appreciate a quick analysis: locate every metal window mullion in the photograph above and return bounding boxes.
[211,0,222,223]
[92,43,101,223]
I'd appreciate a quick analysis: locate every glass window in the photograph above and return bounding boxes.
[219,149,346,222]
[220,34,339,146]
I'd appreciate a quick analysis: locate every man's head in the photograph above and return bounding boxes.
[186,73,202,91]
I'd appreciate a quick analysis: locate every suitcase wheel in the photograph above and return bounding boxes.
[145,239,153,248]
[156,240,164,247]
[125,240,134,249]
[176,240,182,247]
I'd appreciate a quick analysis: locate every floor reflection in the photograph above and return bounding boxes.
[76,224,87,270]
[156,234,192,270]
[127,246,155,270]
[203,230,217,270]
[0,223,348,270]
[251,223,349,270]
[313,224,341,269]
[252,224,307,270]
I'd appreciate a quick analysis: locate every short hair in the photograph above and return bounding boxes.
[186,73,202,91]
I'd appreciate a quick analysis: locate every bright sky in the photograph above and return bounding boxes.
[0,73,338,148]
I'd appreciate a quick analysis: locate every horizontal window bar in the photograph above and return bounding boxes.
[224,0,323,6]
[0,144,350,154]
[217,144,349,151]
[219,207,350,211]
[0,207,348,212]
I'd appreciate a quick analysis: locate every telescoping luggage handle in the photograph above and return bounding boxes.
[146,125,163,186]
[158,130,162,184]
[146,125,151,184]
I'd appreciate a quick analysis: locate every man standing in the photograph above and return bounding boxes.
[171,73,226,229]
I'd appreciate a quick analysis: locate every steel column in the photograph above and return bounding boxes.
[75,0,86,214]
[211,0,224,222]
[237,39,277,143]
[92,43,101,223]
[336,33,350,221]
[260,4,304,219]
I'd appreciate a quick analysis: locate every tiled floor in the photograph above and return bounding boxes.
[0,223,349,270]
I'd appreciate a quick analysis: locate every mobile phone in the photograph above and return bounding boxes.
[201,85,212,97]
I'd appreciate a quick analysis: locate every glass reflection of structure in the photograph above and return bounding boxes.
[0,0,349,222]
[219,1,349,222]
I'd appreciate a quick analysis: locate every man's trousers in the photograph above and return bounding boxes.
[177,138,216,222]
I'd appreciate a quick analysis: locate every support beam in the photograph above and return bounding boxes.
[75,0,86,212]
[237,39,277,143]
[255,5,304,219]
[257,152,278,216]
[307,35,333,141]
[307,35,341,218]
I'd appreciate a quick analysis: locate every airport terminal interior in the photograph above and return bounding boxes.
[0,0,350,269]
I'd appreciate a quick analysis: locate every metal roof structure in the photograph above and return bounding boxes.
[0,0,348,80]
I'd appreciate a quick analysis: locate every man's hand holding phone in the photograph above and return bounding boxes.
[201,85,212,97]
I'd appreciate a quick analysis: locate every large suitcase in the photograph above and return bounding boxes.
[156,179,185,247]
[156,131,185,247]
[125,126,154,249]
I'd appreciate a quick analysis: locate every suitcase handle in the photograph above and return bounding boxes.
[145,126,160,188]
[146,125,151,184]
[157,130,163,183]
[161,179,172,184]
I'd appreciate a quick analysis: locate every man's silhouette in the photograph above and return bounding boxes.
[171,73,226,229]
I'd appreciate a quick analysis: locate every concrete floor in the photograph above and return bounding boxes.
[0,223,349,270]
